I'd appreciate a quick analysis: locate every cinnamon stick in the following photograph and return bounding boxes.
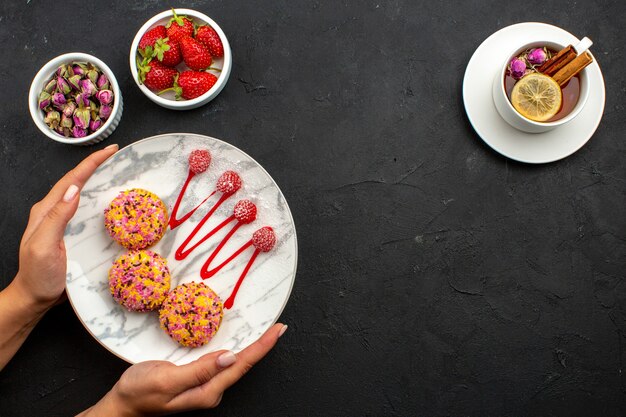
[552,51,593,86]
[538,45,576,77]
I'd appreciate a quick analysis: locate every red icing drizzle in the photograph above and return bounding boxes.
[170,156,275,309]
[224,248,261,309]
[168,170,217,230]
[199,225,251,278]
[175,210,235,260]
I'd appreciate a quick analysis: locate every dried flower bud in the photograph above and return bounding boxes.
[62,101,77,118]
[57,76,71,94]
[44,110,61,128]
[44,79,57,94]
[56,64,70,78]
[96,89,113,105]
[87,69,99,84]
[97,74,109,89]
[72,126,88,138]
[38,91,51,110]
[99,104,112,120]
[68,74,82,91]
[73,107,91,129]
[52,92,66,108]
[75,93,90,107]
[60,113,73,129]
[509,57,527,80]
[72,63,87,76]
[527,48,547,66]
[80,79,98,96]
[89,118,102,132]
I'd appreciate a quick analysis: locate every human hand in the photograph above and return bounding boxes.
[80,323,288,417]
[0,144,119,370]
[12,144,119,313]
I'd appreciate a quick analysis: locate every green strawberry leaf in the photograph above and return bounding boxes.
[154,39,171,62]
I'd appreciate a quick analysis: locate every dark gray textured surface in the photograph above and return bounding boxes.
[1,0,625,416]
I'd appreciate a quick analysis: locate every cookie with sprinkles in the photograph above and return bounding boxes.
[159,282,224,348]
[109,250,171,312]
[104,188,169,250]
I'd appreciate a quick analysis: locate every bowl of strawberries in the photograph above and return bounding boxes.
[129,8,232,110]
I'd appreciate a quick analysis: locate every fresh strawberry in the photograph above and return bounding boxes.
[179,36,213,71]
[166,9,194,43]
[216,171,242,195]
[252,227,276,252]
[137,59,178,91]
[234,200,257,224]
[139,25,167,51]
[175,70,217,99]
[196,25,224,57]
[188,149,211,174]
[151,38,182,67]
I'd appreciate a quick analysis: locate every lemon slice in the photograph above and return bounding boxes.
[511,73,562,122]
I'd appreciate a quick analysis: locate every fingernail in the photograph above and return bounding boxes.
[104,143,119,150]
[217,351,236,368]
[278,324,288,338]
[63,184,79,202]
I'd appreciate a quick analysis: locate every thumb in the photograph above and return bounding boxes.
[35,184,81,245]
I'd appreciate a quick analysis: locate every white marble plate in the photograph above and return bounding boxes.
[463,22,606,163]
[65,133,297,365]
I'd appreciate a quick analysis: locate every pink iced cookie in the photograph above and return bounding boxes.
[159,282,224,347]
[108,250,171,312]
[104,188,169,250]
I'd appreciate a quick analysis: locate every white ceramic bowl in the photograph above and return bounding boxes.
[492,41,591,134]
[129,9,232,110]
[29,52,123,146]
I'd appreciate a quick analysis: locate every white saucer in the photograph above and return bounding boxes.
[462,22,606,164]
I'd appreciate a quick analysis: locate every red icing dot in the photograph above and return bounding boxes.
[252,226,276,252]
[217,171,242,195]
[233,199,257,224]
[189,149,211,174]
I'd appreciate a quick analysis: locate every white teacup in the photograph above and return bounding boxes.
[492,39,592,134]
